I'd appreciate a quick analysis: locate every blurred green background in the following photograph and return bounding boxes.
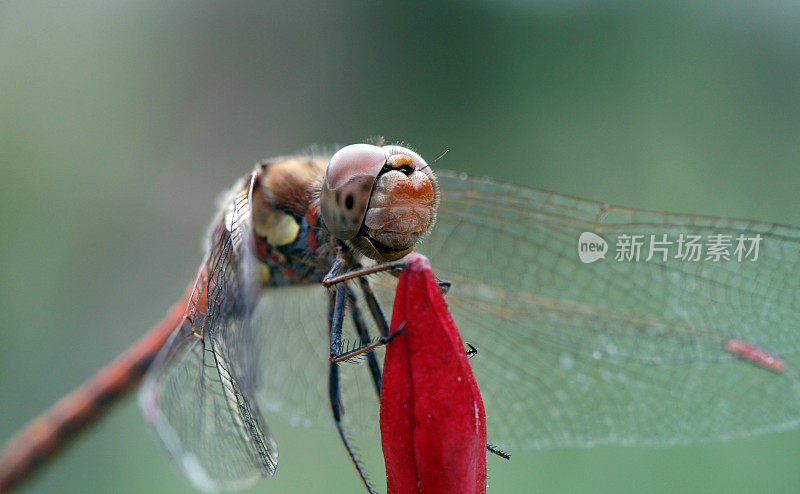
[2,1,799,493]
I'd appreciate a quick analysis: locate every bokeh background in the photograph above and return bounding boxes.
[2,1,800,493]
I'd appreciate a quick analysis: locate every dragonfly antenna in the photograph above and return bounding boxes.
[419,148,449,171]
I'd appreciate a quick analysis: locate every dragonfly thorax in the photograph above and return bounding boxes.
[320,143,439,261]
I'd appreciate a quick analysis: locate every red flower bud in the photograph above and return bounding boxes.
[380,253,487,494]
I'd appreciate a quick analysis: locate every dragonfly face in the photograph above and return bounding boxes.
[320,143,439,262]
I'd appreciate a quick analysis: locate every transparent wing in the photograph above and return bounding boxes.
[139,175,278,492]
[413,171,800,451]
[254,284,329,428]
[255,282,386,489]
[256,283,384,435]
[186,170,800,463]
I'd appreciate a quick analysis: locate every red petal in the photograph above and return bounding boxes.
[380,253,487,494]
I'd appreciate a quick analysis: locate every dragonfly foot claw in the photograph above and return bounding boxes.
[486,444,511,460]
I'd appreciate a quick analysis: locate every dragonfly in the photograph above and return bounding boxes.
[1,140,799,492]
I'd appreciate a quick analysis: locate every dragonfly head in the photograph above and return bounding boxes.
[320,143,439,261]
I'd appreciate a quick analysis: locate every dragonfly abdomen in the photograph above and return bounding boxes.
[0,294,188,493]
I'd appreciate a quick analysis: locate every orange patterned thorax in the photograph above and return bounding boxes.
[249,157,332,286]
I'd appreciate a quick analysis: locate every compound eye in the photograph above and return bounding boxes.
[325,144,388,190]
[320,144,387,240]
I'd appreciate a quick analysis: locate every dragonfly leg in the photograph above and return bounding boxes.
[357,277,390,337]
[326,257,347,360]
[326,258,401,365]
[346,286,383,396]
[328,272,399,365]
[486,444,511,460]
[328,360,375,493]
[322,259,404,287]
[324,260,451,295]
[328,291,376,494]
[330,327,403,364]
[436,276,451,294]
